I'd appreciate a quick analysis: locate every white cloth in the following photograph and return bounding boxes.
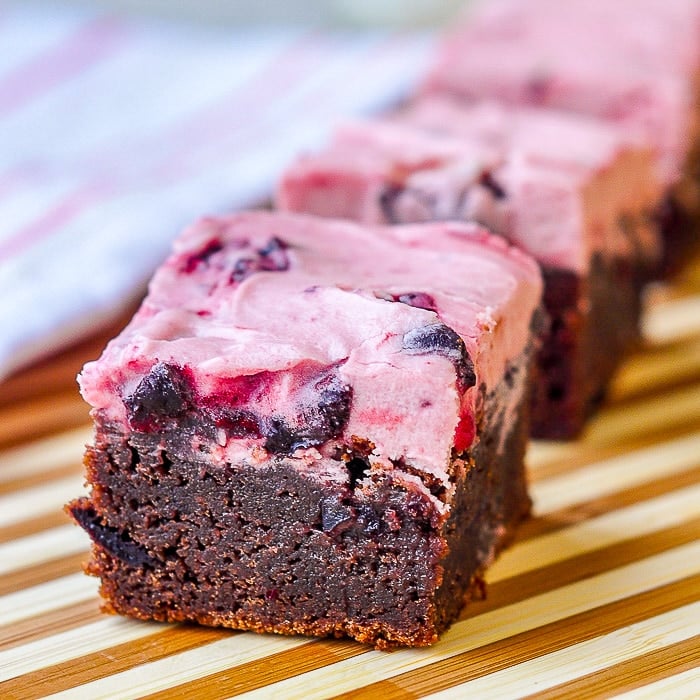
[0,4,433,378]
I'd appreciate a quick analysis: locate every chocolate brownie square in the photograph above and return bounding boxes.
[68,211,542,647]
[277,111,661,437]
[421,0,700,274]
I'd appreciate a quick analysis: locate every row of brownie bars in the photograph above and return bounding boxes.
[68,0,700,648]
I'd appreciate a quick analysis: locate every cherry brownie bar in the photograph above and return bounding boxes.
[421,0,700,275]
[68,211,542,648]
[277,110,660,437]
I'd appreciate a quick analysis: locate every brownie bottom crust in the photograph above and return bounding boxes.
[531,252,642,439]
[68,369,532,649]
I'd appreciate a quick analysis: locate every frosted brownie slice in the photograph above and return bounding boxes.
[68,211,542,648]
[277,113,661,437]
[421,0,700,274]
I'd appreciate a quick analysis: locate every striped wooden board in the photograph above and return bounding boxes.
[1,257,699,700]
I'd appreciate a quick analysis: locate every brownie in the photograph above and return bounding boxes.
[421,0,700,275]
[68,211,542,647]
[277,112,660,437]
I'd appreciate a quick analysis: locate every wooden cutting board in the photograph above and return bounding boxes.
[1,257,699,699]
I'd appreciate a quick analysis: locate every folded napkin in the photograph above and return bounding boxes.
[0,5,433,379]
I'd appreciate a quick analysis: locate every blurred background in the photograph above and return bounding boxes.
[0,0,464,377]
[3,0,464,27]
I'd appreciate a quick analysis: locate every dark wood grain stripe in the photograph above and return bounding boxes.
[0,552,87,597]
[0,599,101,652]
[0,309,135,409]
[608,337,700,406]
[0,511,73,545]
[142,638,364,700]
[522,635,700,700]
[528,421,700,482]
[519,463,700,542]
[0,461,83,497]
[0,395,89,450]
[331,575,700,700]
[0,626,227,700]
[474,517,700,619]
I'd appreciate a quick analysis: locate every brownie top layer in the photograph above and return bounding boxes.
[278,117,660,272]
[392,96,661,267]
[421,0,700,186]
[80,211,541,477]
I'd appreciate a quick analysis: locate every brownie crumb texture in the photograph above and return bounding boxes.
[68,366,531,649]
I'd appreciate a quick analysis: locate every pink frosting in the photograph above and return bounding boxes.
[80,211,541,478]
[278,115,660,272]
[393,97,662,268]
[397,97,648,173]
[421,0,700,186]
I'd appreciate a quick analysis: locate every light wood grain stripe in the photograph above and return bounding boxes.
[643,294,700,342]
[335,574,700,700]
[6,538,699,699]
[609,336,700,402]
[526,428,698,484]
[528,432,700,512]
[0,626,228,700]
[487,482,700,583]
[584,381,700,448]
[613,666,700,699]
[0,599,101,654]
[0,510,75,545]
[482,518,700,618]
[423,607,700,700]
[0,426,89,485]
[0,525,87,576]
[0,463,83,501]
[143,638,364,700]
[0,474,85,528]
[0,573,98,628]
[41,634,310,700]
[519,465,700,545]
[223,542,700,699]
[526,383,700,480]
[0,617,166,683]
[522,636,700,700]
[0,552,87,598]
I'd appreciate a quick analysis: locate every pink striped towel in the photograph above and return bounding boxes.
[0,5,433,378]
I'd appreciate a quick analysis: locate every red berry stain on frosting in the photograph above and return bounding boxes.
[230,236,290,283]
[124,360,352,455]
[263,365,353,453]
[180,238,224,273]
[453,412,476,453]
